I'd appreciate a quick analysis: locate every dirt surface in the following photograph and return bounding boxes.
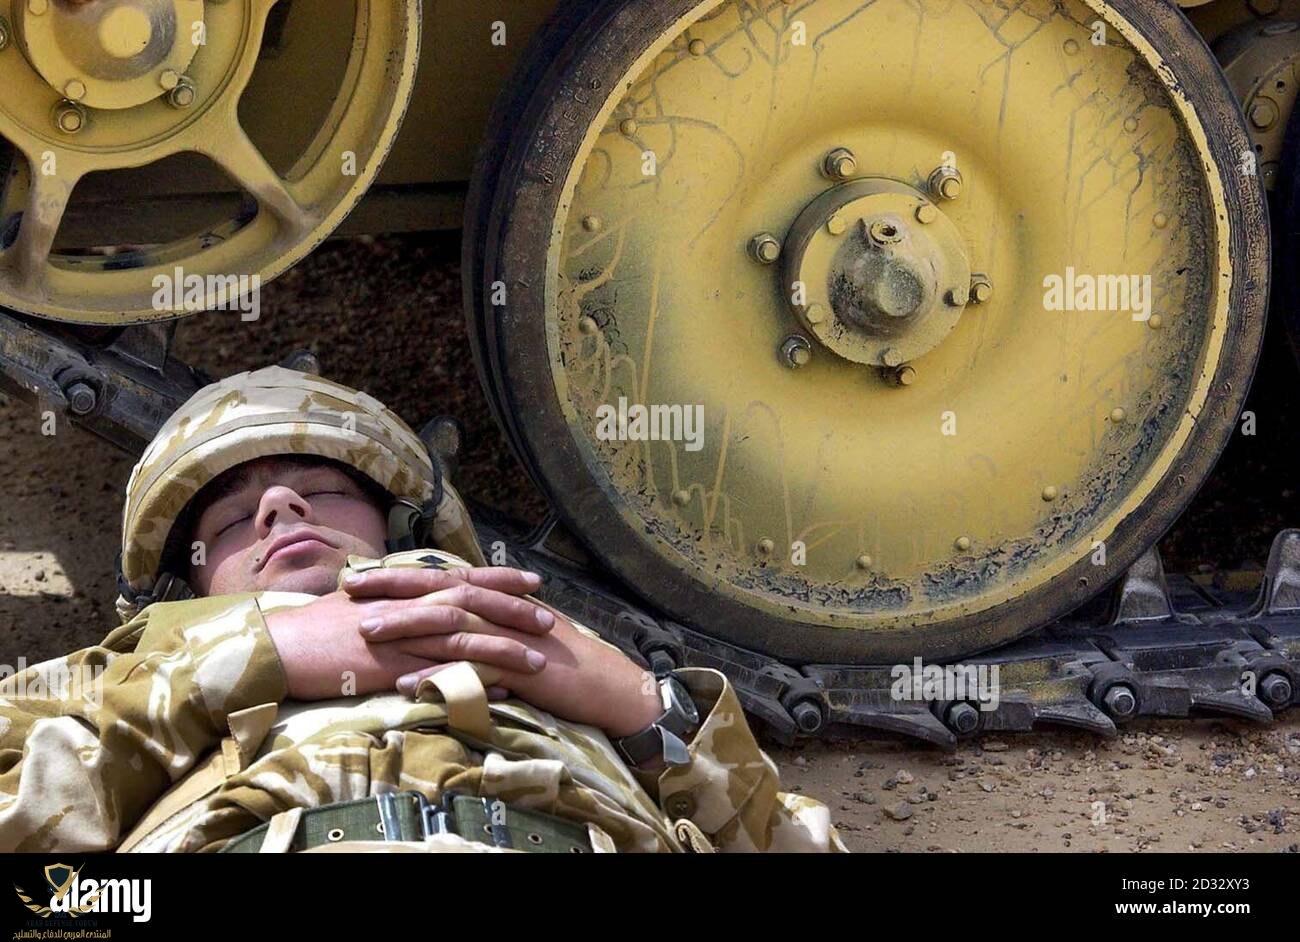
[2,233,1299,853]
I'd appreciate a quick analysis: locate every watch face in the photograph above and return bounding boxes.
[668,675,700,726]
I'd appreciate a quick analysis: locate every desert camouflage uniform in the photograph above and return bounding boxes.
[0,551,845,853]
[0,366,846,853]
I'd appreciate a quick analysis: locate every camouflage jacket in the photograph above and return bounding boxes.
[0,552,846,853]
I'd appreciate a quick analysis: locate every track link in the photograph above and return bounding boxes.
[490,521,1300,749]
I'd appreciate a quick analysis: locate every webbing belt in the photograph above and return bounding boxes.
[220,790,594,854]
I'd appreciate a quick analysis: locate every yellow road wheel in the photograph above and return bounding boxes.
[467,0,1269,663]
[0,0,419,323]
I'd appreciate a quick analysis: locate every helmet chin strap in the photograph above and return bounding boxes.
[385,498,439,553]
[116,552,196,615]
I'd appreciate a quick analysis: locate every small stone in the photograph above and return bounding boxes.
[885,803,913,822]
[894,769,914,784]
[983,740,1009,752]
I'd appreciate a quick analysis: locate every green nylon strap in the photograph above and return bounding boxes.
[220,792,593,854]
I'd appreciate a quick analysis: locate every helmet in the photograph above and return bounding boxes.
[116,365,486,621]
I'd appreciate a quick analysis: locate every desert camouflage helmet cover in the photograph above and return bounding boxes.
[117,366,486,621]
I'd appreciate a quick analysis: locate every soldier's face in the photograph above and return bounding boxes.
[188,457,389,596]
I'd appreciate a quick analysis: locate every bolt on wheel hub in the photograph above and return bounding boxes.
[15,0,203,110]
[784,178,971,367]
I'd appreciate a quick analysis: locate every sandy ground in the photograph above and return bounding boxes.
[1,234,1298,853]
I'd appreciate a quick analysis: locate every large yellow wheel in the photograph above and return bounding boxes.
[466,0,1269,664]
[0,0,419,323]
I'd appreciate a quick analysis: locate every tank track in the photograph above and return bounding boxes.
[486,517,1300,749]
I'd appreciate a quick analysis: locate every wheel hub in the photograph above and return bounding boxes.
[15,0,203,110]
[784,179,971,367]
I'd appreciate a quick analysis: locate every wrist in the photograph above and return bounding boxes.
[603,683,666,739]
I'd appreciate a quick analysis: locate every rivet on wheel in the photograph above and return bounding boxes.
[915,203,938,224]
[969,275,993,304]
[688,38,707,56]
[822,147,857,181]
[1153,212,1169,229]
[672,489,690,507]
[578,316,598,335]
[748,232,781,264]
[946,286,968,307]
[881,347,904,368]
[53,100,86,135]
[928,166,963,201]
[582,215,602,232]
[159,69,181,91]
[855,554,873,570]
[826,214,847,236]
[1147,314,1163,329]
[1063,38,1080,55]
[64,79,87,102]
[888,364,916,387]
[757,538,775,555]
[28,0,48,15]
[781,335,812,368]
[168,78,196,108]
[1041,485,1058,502]
[1123,116,1139,133]
[1110,407,1126,423]
[804,303,826,325]
[954,536,972,552]
[1249,98,1279,131]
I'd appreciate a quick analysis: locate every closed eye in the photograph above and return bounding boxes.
[215,513,252,537]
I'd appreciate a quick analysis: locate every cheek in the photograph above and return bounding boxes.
[192,538,250,595]
[328,503,389,554]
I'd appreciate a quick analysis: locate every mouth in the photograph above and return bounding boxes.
[256,529,339,572]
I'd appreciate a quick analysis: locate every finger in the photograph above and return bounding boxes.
[343,566,469,599]
[486,685,510,701]
[417,584,555,635]
[360,604,471,641]
[395,631,547,675]
[344,566,542,599]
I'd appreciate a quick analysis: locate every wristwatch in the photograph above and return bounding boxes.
[613,673,701,771]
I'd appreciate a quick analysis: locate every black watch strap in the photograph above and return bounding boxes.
[614,673,701,770]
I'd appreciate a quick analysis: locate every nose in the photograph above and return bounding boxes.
[255,485,314,539]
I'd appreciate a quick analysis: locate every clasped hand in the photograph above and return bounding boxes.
[264,566,664,738]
